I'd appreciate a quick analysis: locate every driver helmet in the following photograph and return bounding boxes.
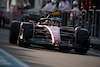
[45,20,52,23]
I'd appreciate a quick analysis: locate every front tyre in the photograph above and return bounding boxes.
[9,21,21,44]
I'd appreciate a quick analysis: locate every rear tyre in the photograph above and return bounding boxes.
[74,27,89,54]
[9,29,18,44]
[9,36,16,44]
[9,21,21,44]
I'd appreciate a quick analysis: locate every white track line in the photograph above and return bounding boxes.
[0,48,29,67]
[88,51,100,56]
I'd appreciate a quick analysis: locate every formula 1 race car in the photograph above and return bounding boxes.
[9,13,90,54]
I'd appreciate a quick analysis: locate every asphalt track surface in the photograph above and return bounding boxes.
[0,29,100,67]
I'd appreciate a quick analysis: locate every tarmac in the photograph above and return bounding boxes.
[3,23,100,50]
[0,48,29,67]
[90,38,100,50]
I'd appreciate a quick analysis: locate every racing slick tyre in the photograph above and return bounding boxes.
[9,21,21,44]
[22,22,33,40]
[74,27,90,54]
[17,22,33,48]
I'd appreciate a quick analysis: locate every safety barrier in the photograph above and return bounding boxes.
[64,10,88,28]
[94,10,100,40]
[86,9,100,40]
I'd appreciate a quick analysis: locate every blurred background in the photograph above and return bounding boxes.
[0,0,100,27]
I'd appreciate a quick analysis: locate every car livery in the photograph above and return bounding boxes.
[9,14,90,54]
